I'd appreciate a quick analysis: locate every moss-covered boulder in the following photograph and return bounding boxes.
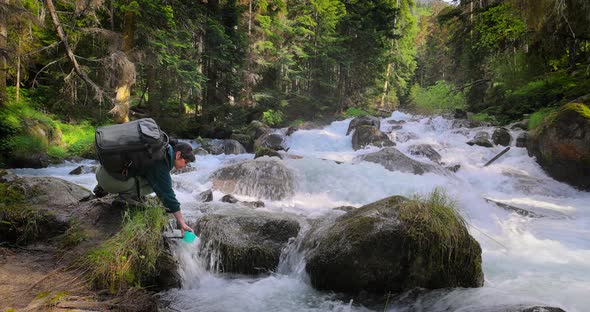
[355,147,447,175]
[210,158,294,200]
[527,102,590,190]
[195,209,300,274]
[254,147,282,159]
[254,131,286,151]
[346,116,380,135]
[467,131,494,148]
[245,120,271,140]
[223,139,247,155]
[305,194,483,294]
[230,133,254,153]
[351,125,395,150]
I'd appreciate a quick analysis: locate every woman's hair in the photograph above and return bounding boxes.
[169,139,196,162]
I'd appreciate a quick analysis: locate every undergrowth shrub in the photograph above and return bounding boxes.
[409,81,466,114]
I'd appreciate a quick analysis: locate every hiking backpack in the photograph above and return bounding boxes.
[95,118,169,181]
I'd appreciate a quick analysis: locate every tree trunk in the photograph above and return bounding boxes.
[16,36,21,103]
[110,10,136,123]
[0,0,8,106]
[44,0,104,101]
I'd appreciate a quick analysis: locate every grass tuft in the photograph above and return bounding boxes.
[85,201,168,293]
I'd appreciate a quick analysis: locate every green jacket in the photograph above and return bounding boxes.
[144,146,180,213]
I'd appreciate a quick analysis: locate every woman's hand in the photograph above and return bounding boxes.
[173,211,194,236]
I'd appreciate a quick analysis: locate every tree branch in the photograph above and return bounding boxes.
[44,0,106,103]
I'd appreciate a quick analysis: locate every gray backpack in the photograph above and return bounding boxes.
[95,118,169,181]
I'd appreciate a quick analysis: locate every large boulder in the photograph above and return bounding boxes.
[230,133,254,153]
[304,195,483,294]
[254,131,286,151]
[210,158,295,200]
[355,147,446,175]
[351,125,395,151]
[492,127,512,146]
[346,116,381,135]
[407,144,442,164]
[194,209,300,274]
[516,132,529,148]
[223,139,247,155]
[527,102,590,190]
[245,120,271,140]
[199,138,225,155]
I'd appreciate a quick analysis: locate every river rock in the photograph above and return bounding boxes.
[351,125,395,150]
[492,128,512,146]
[407,144,442,163]
[527,102,590,190]
[9,152,51,169]
[223,139,247,155]
[254,147,282,159]
[199,139,225,155]
[198,189,213,202]
[355,147,445,175]
[454,109,468,119]
[467,131,493,147]
[221,194,239,203]
[516,132,529,148]
[254,132,286,151]
[304,195,483,294]
[346,116,381,135]
[69,165,97,175]
[394,131,418,143]
[509,119,529,130]
[246,120,271,140]
[210,158,295,200]
[230,133,254,153]
[193,147,209,156]
[195,209,300,274]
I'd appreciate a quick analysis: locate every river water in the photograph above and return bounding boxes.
[13,112,590,312]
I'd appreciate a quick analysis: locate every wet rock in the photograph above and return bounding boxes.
[516,132,529,148]
[230,133,254,153]
[305,195,484,294]
[446,164,461,173]
[195,209,300,274]
[69,165,97,175]
[527,102,590,190]
[452,119,486,128]
[395,131,418,143]
[199,139,225,155]
[193,147,209,156]
[254,132,286,151]
[351,126,395,151]
[9,152,51,169]
[0,169,18,182]
[333,206,356,213]
[198,189,213,202]
[347,116,381,135]
[254,147,282,159]
[221,194,239,203]
[210,158,295,200]
[467,132,493,147]
[387,120,406,125]
[407,144,442,163]
[286,121,324,136]
[243,200,265,208]
[355,147,446,175]
[454,109,468,119]
[492,127,512,146]
[223,139,247,155]
[246,120,271,140]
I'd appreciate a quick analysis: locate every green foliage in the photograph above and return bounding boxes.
[342,107,376,118]
[58,122,96,159]
[528,107,558,131]
[7,135,46,156]
[470,112,497,124]
[410,81,466,114]
[474,3,526,51]
[262,109,284,126]
[86,202,168,293]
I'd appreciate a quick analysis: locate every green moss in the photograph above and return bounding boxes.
[35,291,51,299]
[58,122,96,158]
[85,201,168,293]
[470,112,497,123]
[562,102,590,119]
[528,107,559,131]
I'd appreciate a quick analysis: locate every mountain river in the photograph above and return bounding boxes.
[13,111,590,312]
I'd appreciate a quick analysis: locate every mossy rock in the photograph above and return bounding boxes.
[527,102,590,190]
[346,116,380,135]
[195,210,300,275]
[230,133,254,153]
[245,120,270,140]
[254,132,286,151]
[305,194,483,294]
[254,147,282,159]
[351,125,394,150]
